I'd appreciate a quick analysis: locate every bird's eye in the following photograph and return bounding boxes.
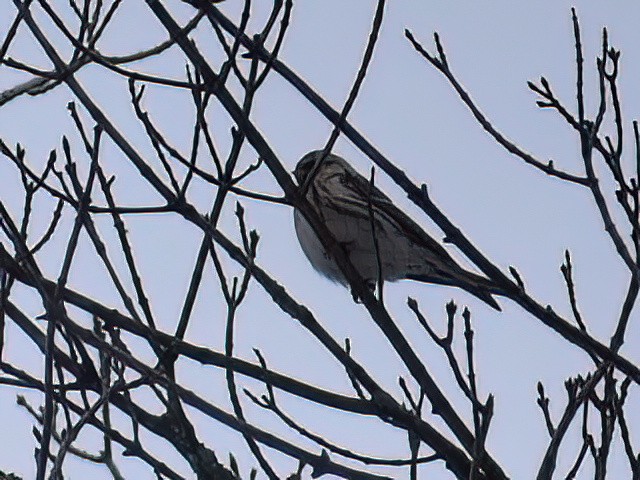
[302,161,316,175]
[294,164,311,183]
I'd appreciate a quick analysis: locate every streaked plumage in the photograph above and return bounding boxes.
[293,150,500,310]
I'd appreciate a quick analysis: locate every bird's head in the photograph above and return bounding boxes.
[293,150,345,185]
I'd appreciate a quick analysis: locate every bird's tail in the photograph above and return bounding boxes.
[406,270,502,311]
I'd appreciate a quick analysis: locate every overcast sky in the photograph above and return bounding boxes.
[1,1,639,479]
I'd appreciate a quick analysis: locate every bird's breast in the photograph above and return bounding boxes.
[293,209,345,283]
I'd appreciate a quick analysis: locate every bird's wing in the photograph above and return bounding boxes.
[336,167,457,263]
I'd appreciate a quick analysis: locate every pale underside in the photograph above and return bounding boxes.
[294,207,426,284]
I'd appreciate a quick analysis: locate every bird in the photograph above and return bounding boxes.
[292,150,501,310]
